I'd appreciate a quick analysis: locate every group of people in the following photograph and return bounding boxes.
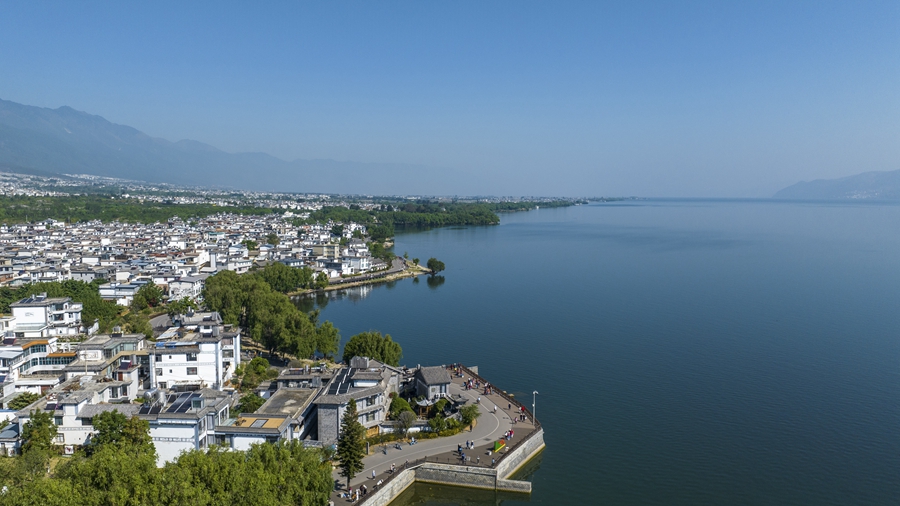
[458,440,476,454]
[343,484,368,502]
[504,429,515,441]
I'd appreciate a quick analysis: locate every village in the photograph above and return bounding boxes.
[0,302,544,504]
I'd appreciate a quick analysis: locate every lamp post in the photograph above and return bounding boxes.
[532,390,539,422]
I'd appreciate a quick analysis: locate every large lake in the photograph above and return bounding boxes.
[303,200,900,505]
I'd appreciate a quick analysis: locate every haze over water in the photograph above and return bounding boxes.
[304,200,900,505]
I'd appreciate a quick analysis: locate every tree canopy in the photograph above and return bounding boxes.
[236,393,266,414]
[341,331,402,366]
[131,283,164,311]
[21,410,56,454]
[388,396,414,420]
[89,410,154,456]
[0,441,331,506]
[8,392,41,411]
[336,398,365,487]
[0,195,277,225]
[201,269,339,359]
[427,257,445,275]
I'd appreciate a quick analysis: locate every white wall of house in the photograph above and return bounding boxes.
[150,421,204,464]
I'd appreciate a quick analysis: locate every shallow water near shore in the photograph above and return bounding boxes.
[306,199,900,505]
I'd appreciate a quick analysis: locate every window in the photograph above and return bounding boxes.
[155,368,162,376]
[159,382,167,389]
[223,350,234,358]
[186,353,198,362]
[187,367,198,375]
[56,434,64,443]
[54,416,63,426]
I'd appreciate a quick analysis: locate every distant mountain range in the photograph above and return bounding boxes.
[0,98,454,195]
[774,169,900,200]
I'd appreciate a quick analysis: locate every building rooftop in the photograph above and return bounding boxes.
[256,388,318,418]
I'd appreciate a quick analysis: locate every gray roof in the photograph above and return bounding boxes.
[256,388,317,417]
[76,403,141,419]
[415,366,451,386]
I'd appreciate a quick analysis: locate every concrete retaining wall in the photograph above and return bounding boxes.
[497,428,545,479]
[357,467,415,506]
[415,463,499,491]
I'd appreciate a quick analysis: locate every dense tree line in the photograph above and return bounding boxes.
[202,269,339,359]
[341,331,402,366]
[300,200,577,235]
[0,409,331,506]
[251,262,317,293]
[0,195,275,224]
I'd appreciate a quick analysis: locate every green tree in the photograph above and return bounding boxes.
[315,321,340,359]
[412,258,420,266]
[428,398,449,419]
[22,410,56,454]
[388,396,414,420]
[336,399,365,488]
[315,271,329,290]
[427,414,446,433]
[460,404,481,428]
[241,239,258,251]
[331,224,344,237]
[166,297,198,320]
[368,223,394,242]
[120,311,153,339]
[397,410,416,437]
[236,393,266,414]
[265,232,280,246]
[235,357,279,391]
[90,410,154,455]
[131,283,163,311]
[54,442,159,505]
[341,331,403,366]
[8,392,41,411]
[427,257,445,275]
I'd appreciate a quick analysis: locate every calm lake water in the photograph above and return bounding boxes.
[304,200,900,505]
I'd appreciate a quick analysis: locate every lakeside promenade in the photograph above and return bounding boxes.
[329,365,542,505]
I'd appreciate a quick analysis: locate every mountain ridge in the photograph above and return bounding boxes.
[0,98,455,194]
[773,169,900,200]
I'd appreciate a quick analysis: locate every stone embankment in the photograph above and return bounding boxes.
[340,364,545,506]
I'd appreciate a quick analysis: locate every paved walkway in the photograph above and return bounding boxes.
[330,368,537,503]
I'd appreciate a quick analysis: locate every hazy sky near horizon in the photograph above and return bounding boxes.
[1,1,898,197]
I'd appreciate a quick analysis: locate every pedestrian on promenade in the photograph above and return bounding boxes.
[508,403,512,410]
[371,470,376,479]
[391,463,395,473]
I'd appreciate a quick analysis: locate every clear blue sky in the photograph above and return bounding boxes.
[1,1,898,197]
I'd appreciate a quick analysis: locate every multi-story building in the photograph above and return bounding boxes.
[150,312,240,391]
[314,356,400,443]
[9,293,83,337]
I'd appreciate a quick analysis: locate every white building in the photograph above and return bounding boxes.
[15,375,140,449]
[136,388,237,465]
[168,276,204,301]
[98,282,145,306]
[150,313,240,391]
[9,294,83,337]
